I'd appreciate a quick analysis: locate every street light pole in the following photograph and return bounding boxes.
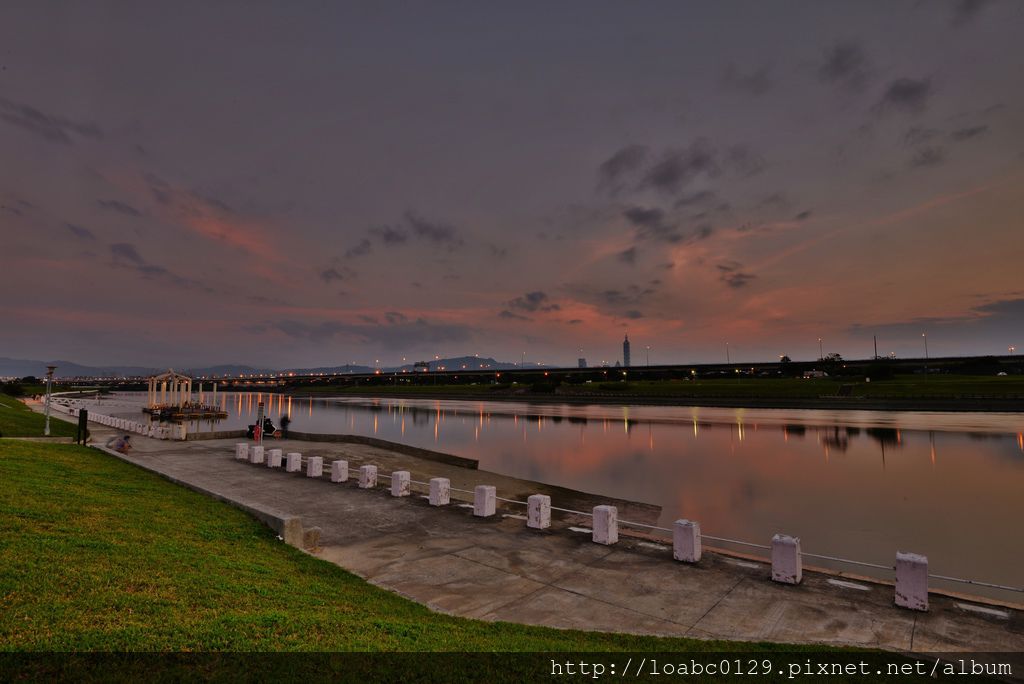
[922,333,929,360]
[44,365,56,437]
[818,338,823,361]
[725,342,730,364]
[646,345,650,366]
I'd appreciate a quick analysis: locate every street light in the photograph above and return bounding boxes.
[1010,346,1016,355]
[922,333,929,360]
[645,345,650,366]
[818,338,823,361]
[44,365,56,437]
[725,342,730,364]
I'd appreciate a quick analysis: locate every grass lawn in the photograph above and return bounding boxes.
[0,397,77,438]
[1,440,806,654]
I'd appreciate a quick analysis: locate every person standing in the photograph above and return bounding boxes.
[280,414,291,438]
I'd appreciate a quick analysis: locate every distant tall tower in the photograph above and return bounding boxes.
[623,334,631,368]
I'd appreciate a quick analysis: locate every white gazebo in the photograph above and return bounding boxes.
[147,369,206,409]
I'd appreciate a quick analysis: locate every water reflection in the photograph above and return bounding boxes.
[92,392,1024,599]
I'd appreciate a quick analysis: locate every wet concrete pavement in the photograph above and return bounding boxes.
[37,408,1024,654]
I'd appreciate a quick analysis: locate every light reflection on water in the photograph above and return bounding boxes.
[97,392,1024,600]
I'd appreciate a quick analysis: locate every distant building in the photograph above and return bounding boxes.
[578,358,587,368]
[623,334,631,368]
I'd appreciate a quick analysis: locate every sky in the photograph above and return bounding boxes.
[2,0,1022,369]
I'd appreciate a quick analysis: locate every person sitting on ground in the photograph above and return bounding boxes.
[106,434,132,453]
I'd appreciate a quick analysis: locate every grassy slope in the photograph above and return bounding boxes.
[1,440,804,653]
[0,397,77,438]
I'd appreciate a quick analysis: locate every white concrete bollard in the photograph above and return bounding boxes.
[771,534,802,584]
[474,485,496,517]
[286,452,302,472]
[306,456,323,478]
[895,552,929,611]
[359,464,378,488]
[390,470,411,497]
[592,505,618,545]
[174,424,188,440]
[235,443,249,460]
[250,445,265,465]
[267,448,282,468]
[330,459,349,482]
[673,519,702,563]
[527,494,551,529]
[429,477,450,506]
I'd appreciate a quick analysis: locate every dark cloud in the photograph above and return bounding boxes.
[951,0,993,26]
[758,192,792,210]
[507,291,560,313]
[818,41,871,92]
[617,246,637,265]
[97,199,142,217]
[908,147,946,168]
[726,144,766,177]
[404,211,463,248]
[384,311,407,324]
[875,78,932,115]
[640,139,719,195]
[320,266,347,283]
[622,310,643,319]
[794,211,812,221]
[722,63,773,96]
[717,262,756,288]
[597,144,649,195]
[368,225,408,244]
[674,190,718,208]
[109,242,210,292]
[904,126,942,146]
[623,206,681,243]
[253,316,472,350]
[65,223,95,240]
[950,125,989,141]
[0,96,102,145]
[498,309,530,321]
[344,238,372,259]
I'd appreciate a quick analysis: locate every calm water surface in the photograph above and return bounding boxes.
[93,391,1024,600]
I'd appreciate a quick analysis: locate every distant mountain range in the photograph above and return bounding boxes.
[0,355,542,379]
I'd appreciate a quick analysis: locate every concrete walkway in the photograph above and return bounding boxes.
[56,416,1024,653]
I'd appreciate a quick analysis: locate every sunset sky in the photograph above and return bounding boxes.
[3,1,1022,368]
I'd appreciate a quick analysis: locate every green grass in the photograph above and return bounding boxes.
[1,440,804,653]
[0,397,77,438]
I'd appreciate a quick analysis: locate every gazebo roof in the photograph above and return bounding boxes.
[149,369,193,382]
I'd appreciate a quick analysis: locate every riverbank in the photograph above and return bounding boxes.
[289,387,1024,413]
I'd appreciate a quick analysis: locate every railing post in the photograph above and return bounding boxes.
[527,494,551,529]
[330,459,349,483]
[390,471,411,497]
[306,456,323,478]
[592,505,618,545]
[673,519,702,563]
[473,485,496,517]
[429,477,450,506]
[359,464,378,489]
[895,552,929,611]
[771,534,802,584]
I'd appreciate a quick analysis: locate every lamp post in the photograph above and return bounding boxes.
[922,332,929,360]
[1010,346,1016,356]
[725,342,730,364]
[44,365,56,437]
[645,345,650,366]
[818,337,823,361]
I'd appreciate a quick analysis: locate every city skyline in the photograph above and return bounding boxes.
[3,1,1023,368]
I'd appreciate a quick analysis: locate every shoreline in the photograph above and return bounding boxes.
[287,390,1024,413]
